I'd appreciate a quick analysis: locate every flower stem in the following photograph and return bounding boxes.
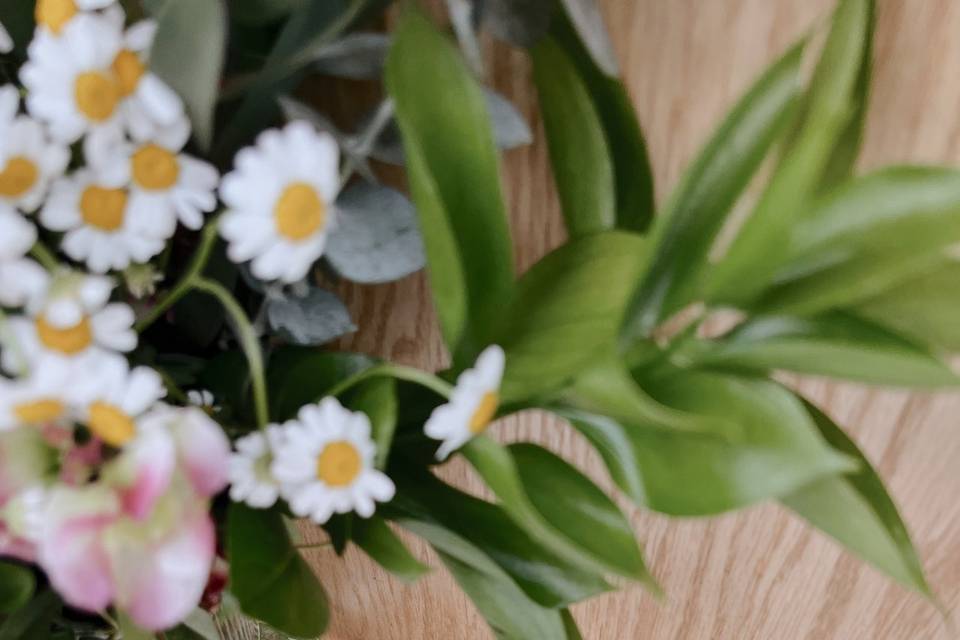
[192,277,270,428]
[325,363,454,400]
[135,218,221,333]
[29,241,59,271]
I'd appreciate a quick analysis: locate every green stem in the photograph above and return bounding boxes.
[325,363,454,400]
[29,242,59,271]
[192,277,270,428]
[135,219,221,333]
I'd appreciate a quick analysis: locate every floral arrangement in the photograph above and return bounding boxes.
[0,0,956,638]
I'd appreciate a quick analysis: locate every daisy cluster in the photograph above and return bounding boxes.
[0,1,509,633]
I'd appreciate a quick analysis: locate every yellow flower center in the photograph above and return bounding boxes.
[469,392,499,435]
[111,49,146,98]
[36,315,93,354]
[35,0,77,34]
[131,144,179,190]
[14,399,65,425]
[274,183,326,241]
[0,157,39,198]
[74,71,120,122]
[88,402,136,447]
[316,441,362,487]
[80,186,127,231]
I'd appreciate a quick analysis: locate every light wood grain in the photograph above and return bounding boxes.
[227,1,960,638]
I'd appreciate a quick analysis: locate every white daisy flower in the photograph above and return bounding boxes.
[87,116,219,231]
[0,21,13,53]
[21,11,125,144]
[0,86,70,212]
[424,345,505,461]
[229,426,286,509]
[1,271,136,373]
[271,397,395,524]
[0,356,79,430]
[40,168,168,273]
[72,355,165,448]
[0,204,48,309]
[33,0,117,36]
[220,121,341,283]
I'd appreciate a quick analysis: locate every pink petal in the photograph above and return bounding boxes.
[0,525,37,563]
[114,430,176,520]
[40,512,115,612]
[172,409,231,498]
[114,510,216,631]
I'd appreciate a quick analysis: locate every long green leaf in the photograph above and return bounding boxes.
[230,0,309,24]
[352,516,430,584]
[227,505,329,638]
[690,312,959,387]
[345,377,397,469]
[0,562,34,615]
[150,0,227,150]
[620,39,806,343]
[387,10,515,368]
[757,166,960,315]
[709,0,874,305]
[0,590,61,640]
[558,365,853,515]
[496,231,649,404]
[857,259,960,351]
[781,400,931,595]
[532,37,616,237]
[267,348,376,420]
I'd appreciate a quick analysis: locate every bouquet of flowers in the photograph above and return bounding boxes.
[0,0,956,638]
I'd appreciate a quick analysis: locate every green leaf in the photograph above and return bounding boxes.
[386,9,515,367]
[182,608,221,640]
[352,516,430,583]
[709,0,874,305]
[327,183,426,284]
[0,590,61,640]
[757,166,960,315]
[387,468,610,609]
[620,39,805,342]
[562,609,583,640]
[551,11,655,234]
[310,32,390,79]
[479,0,552,47]
[496,231,649,403]
[265,287,356,346]
[398,519,567,640]
[508,443,658,590]
[230,0,311,25]
[463,436,653,583]
[689,312,959,388]
[857,259,960,351]
[781,400,930,595]
[227,504,329,638]
[532,37,616,237]
[117,613,155,640]
[559,364,853,515]
[267,348,376,420]
[150,0,227,150]
[558,0,619,77]
[0,562,33,615]
[344,376,397,469]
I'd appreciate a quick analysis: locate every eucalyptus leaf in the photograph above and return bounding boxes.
[387,9,515,368]
[558,0,619,76]
[266,287,356,346]
[621,40,805,343]
[182,608,220,640]
[352,516,430,583]
[278,96,346,142]
[327,183,426,284]
[532,37,616,237]
[0,562,34,615]
[782,400,931,595]
[311,32,390,79]
[150,0,227,150]
[479,0,553,47]
[689,312,959,388]
[227,504,329,638]
[559,364,854,515]
[496,231,649,404]
[398,519,567,640]
[709,0,874,305]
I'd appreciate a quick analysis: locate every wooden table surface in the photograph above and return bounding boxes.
[223,1,960,638]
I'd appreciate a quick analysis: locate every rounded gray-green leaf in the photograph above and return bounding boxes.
[266,287,356,346]
[327,184,426,284]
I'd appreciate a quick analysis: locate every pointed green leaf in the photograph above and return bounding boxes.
[0,562,34,615]
[344,376,397,469]
[532,37,616,237]
[782,400,931,595]
[352,516,430,583]
[0,589,60,640]
[691,312,959,387]
[709,0,874,305]
[387,9,515,367]
[267,348,376,420]
[150,0,227,150]
[620,39,805,342]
